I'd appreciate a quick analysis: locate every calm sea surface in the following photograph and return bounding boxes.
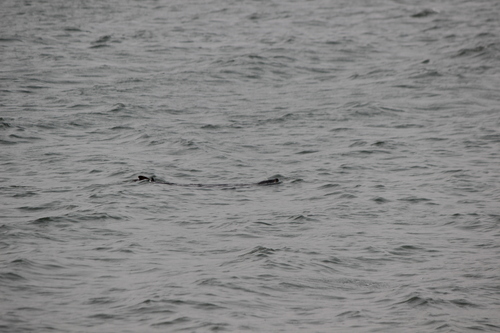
[1,0,500,332]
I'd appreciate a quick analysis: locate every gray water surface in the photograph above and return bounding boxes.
[1,0,500,332]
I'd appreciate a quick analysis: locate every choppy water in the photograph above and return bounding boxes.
[1,0,500,332]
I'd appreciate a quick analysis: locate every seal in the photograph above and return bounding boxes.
[134,175,280,187]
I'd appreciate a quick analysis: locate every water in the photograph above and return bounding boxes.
[1,0,500,332]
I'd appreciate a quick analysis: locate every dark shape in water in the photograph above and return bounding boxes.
[134,175,280,187]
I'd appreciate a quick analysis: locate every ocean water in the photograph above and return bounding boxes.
[1,0,500,332]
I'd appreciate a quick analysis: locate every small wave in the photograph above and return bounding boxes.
[318,183,340,189]
[372,196,390,204]
[396,292,480,310]
[0,37,23,43]
[8,134,43,143]
[87,313,122,320]
[108,103,127,112]
[91,35,112,46]
[392,123,424,129]
[151,316,191,327]
[30,212,126,225]
[409,69,442,79]
[411,9,438,18]
[63,27,82,32]
[87,297,117,305]
[479,133,500,143]
[288,214,319,222]
[454,43,499,59]
[200,124,222,130]
[296,150,319,155]
[241,246,276,258]
[398,196,433,204]
[0,272,27,282]
[30,216,67,225]
[398,294,436,307]
[388,245,429,257]
[0,139,17,145]
[0,119,12,129]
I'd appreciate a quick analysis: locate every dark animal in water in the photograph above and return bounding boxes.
[134,175,280,187]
